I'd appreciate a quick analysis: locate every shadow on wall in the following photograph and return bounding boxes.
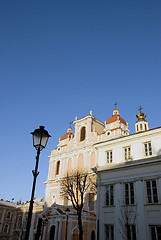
[156,149,161,156]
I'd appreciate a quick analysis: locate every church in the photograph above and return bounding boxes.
[38,106,161,240]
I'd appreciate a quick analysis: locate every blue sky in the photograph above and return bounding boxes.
[0,0,161,203]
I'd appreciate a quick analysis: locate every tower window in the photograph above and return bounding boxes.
[80,126,86,141]
[140,124,143,130]
[56,160,60,175]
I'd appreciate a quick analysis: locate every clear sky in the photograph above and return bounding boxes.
[0,0,161,203]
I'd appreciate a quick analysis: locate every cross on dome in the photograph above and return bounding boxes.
[139,106,143,113]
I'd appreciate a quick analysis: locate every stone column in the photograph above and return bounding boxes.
[57,220,62,240]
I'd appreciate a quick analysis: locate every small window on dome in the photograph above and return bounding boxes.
[80,127,86,141]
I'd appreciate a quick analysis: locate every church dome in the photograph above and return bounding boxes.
[106,109,127,125]
[60,127,73,141]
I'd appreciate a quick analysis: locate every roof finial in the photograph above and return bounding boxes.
[139,106,143,113]
[114,102,118,109]
[69,121,73,127]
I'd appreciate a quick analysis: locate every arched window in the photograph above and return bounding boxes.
[49,225,55,240]
[72,228,79,240]
[80,126,86,141]
[91,230,95,240]
[56,161,60,175]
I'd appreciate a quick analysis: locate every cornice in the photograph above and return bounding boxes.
[97,155,161,173]
[94,126,161,148]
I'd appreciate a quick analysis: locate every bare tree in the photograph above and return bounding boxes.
[60,171,96,240]
[118,204,136,240]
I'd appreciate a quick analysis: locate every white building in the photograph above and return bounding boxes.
[94,109,161,240]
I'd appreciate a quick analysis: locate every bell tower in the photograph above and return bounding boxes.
[135,106,149,133]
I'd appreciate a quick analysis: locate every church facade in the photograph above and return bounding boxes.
[41,108,134,240]
[1,107,160,240]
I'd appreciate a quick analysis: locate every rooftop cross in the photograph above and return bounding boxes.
[139,106,143,113]
[114,102,118,109]
[69,121,73,127]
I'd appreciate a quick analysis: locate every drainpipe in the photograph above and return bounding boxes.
[92,167,101,240]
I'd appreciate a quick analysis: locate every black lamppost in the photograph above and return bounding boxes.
[25,126,51,240]
[65,208,70,240]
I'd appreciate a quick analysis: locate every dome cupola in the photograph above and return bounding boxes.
[135,106,149,133]
[105,107,129,137]
[60,127,74,141]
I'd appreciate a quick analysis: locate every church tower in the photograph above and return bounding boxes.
[135,107,149,133]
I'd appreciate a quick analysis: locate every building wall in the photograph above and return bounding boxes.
[95,128,161,240]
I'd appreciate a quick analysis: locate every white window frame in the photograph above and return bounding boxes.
[16,215,22,230]
[127,225,137,240]
[124,146,131,161]
[105,185,114,206]
[146,179,159,204]
[6,211,11,219]
[106,150,113,163]
[104,225,114,240]
[89,193,95,211]
[124,182,135,205]
[3,224,9,234]
[150,225,161,240]
[144,142,152,157]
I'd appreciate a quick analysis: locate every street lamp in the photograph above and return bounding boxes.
[65,208,70,240]
[25,126,51,240]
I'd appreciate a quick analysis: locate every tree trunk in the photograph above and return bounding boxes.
[77,210,83,240]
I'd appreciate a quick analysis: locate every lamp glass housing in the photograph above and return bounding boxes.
[31,126,51,150]
[65,208,70,216]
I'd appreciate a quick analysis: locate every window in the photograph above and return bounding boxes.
[107,151,112,163]
[124,183,135,205]
[105,185,114,206]
[56,160,60,175]
[89,193,95,211]
[137,125,139,132]
[105,225,114,240]
[144,142,152,156]
[124,147,131,160]
[80,127,86,141]
[146,180,158,204]
[150,226,161,240]
[127,225,136,240]
[64,197,68,206]
[16,215,22,229]
[6,211,11,219]
[3,224,9,234]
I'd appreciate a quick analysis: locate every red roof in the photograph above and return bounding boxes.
[106,115,127,125]
[60,132,73,141]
